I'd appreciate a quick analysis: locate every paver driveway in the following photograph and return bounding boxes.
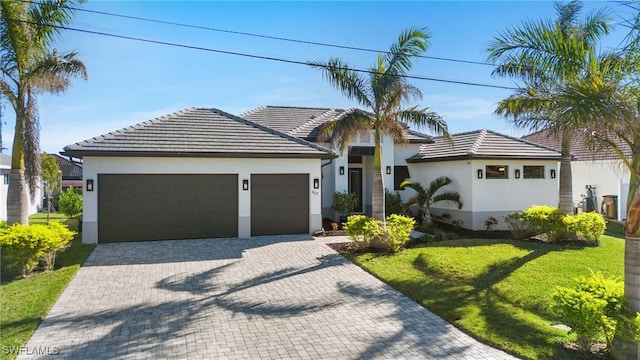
[19,235,518,359]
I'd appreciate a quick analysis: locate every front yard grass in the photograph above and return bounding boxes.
[0,213,94,360]
[344,234,624,359]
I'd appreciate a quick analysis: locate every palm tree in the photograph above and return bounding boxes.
[486,0,610,214]
[399,177,462,225]
[1,0,87,224]
[309,28,449,221]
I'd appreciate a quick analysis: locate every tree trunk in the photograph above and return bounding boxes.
[372,170,384,221]
[422,206,432,225]
[7,169,28,224]
[558,133,573,214]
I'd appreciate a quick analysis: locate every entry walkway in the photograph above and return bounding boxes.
[18,235,518,359]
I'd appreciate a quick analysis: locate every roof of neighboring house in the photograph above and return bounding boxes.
[63,107,336,159]
[522,128,632,161]
[407,129,562,163]
[51,154,83,180]
[240,105,434,144]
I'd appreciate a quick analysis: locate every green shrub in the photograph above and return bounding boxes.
[58,187,83,218]
[384,214,415,252]
[385,190,404,216]
[343,215,382,250]
[519,205,567,237]
[0,222,76,277]
[332,191,358,213]
[551,272,625,352]
[564,212,606,245]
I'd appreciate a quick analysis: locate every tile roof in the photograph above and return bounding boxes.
[51,154,83,180]
[240,105,434,143]
[63,108,336,159]
[522,128,632,161]
[407,129,561,163]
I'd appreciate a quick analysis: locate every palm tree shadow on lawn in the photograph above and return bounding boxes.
[403,241,584,359]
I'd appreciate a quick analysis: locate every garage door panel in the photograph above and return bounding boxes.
[251,174,309,236]
[98,174,238,242]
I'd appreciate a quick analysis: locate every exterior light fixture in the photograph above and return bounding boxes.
[477,169,483,179]
[242,179,249,191]
[386,166,391,175]
[313,178,320,189]
[339,166,345,175]
[515,169,521,179]
[86,179,94,192]
[550,169,556,179]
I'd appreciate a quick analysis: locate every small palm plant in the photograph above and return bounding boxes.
[400,177,463,225]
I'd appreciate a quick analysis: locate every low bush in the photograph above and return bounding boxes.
[551,272,626,352]
[344,215,382,251]
[384,214,415,252]
[344,214,415,252]
[0,222,76,278]
[58,187,83,218]
[514,206,606,244]
[564,212,607,245]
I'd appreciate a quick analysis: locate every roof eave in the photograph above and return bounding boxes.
[63,150,337,160]
[406,154,562,163]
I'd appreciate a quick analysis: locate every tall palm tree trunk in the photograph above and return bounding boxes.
[372,134,385,221]
[625,169,640,313]
[7,169,28,224]
[558,133,574,214]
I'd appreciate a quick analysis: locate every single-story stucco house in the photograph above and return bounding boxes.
[63,105,563,243]
[406,129,561,230]
[63,108,336,243]
[523,128,630,221]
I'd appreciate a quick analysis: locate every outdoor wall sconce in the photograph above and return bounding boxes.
[313,178,320,189]
[386,166,391,175]
[550,169,556,179]
[86,179,94,192]
[515,169,521,179]
[477,169,483,179]
[242,179,249,191]
[339,166,345,175]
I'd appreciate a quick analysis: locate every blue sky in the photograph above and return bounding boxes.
[0,1,631,154]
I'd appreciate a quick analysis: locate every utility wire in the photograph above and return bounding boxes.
[8,18,518,90]
[20,0,495,67]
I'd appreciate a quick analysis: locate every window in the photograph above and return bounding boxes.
[523,165,545,179]
[3,173,8,185]
[394,166,410,190]
[486,165,508,179]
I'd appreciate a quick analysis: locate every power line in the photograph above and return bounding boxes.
[8,18,518,91]
[20,0,495,67]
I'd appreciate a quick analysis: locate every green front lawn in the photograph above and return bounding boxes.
[345,234,624,359]
[0,213,94,360]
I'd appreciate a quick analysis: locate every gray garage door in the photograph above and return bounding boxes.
[98,174,238,242]
[251,174,309,236]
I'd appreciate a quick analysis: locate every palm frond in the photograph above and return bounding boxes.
[317,109,373,153]
[432,191,463,209]
[397,107,449,139]
[385,27,429,76]
[308,58,372,109]
[29,50,88,93]
[426,176,453,198]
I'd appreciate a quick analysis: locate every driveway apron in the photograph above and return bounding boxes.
[17,235,518,359]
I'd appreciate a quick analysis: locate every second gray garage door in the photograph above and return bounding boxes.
[98,174,238,242]
[251,174,309,236]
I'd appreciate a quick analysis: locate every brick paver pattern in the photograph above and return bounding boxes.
[18,235,518,359]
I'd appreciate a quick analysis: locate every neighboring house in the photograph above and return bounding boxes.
[63,108,336,244]
[0,153,42,221]
[406,130,561,230]
[52,153,83,192]
[241,106,433,219]
[523,129,630,221]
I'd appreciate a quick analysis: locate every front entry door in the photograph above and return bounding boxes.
[348,168,363,212]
